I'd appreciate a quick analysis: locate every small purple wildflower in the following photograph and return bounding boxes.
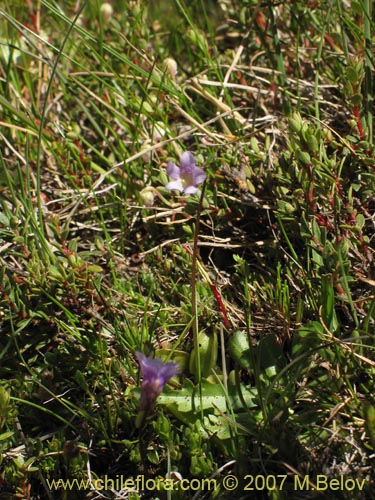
[136,351,180,412]
[165,151,206,195]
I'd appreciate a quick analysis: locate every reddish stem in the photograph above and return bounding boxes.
[209,283,231,330]
[353,106,365,141]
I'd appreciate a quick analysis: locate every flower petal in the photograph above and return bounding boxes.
[166,162,181,179]
[183,186,198,195]
[136,351,163,379]
[180,151,196,169]
[136,351,180,383]
[193,167,206,185]
[159,362,181,381]
[165,179,184,192]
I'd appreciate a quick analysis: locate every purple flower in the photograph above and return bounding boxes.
[165,151,206,195]
[136,351,180,412]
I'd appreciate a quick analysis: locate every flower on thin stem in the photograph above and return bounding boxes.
[135,351,180,427]
[165,151,206,195]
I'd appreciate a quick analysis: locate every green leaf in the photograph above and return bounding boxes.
[155,349,189,372]
[346,66,359,83]
[296,149,311,165]
[228,330,251,369]
[158,379,258,414]
[189,331,218,378]
[292,321,325,357]
[0,212,10,226]
[320,274,339,332]
[0,430,14,441]
[87,265,103,273]
[363,401,375,449]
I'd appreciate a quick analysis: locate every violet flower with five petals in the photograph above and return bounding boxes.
[165,151,206,195]
[136,351,180,413]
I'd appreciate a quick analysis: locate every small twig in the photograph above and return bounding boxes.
[190,180,207,391]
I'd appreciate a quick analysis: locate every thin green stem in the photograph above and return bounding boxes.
[191,180,207,418]
[362,0,373,144]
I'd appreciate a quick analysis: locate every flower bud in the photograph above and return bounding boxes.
[296,149,311,165]
[289,112,303,134]
[100,2,113,20]
[307,133,319,153]
[163,57,178,80]
[139,187,155,207]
